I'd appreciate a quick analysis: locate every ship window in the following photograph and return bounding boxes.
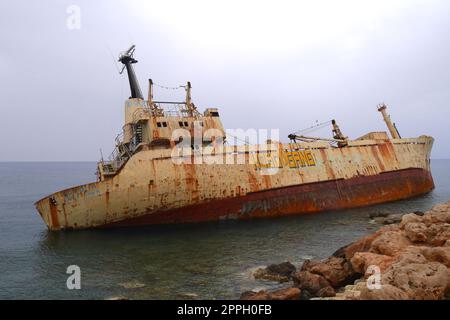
[157,122,162,128]
[162,122,168,127]
[184,121,189,127]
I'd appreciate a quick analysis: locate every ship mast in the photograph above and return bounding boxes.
[185,82,199,117]
[377,103,401,139]
[119,45,144,99]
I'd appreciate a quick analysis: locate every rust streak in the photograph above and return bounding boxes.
[49,198,60,229]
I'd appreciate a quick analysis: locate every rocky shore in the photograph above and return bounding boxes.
[241,201,450,300]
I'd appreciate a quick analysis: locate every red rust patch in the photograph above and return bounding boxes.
[319,149,336,180]
[247,170,260,192]
[49,198,60,229]
[370,146,385,172]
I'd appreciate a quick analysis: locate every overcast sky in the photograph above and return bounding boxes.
[0,0,449,161]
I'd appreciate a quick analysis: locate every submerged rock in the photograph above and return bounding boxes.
[372,211,425,225]
[385,215,403,225]
[368,212,390,219]
[254,262,296,283]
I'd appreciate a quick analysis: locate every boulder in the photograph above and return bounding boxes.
[368,212,389,219]
[422,246,450,268]
[240,290,270,300]
[370,231,411,256]
[339,225,399,260]
[420,203,450,226]
[269,287,301,300]
[303,256,357,288]
[404,222,428,242]
[292,271,331,295]
[394,248,428,265]
[254,261,296,282]
[380,213,404,225]
[382,261,449,300]
[350,252,394,274]
[360,284,410,300]
[426,223,450,246]
[429,202,450,214]
[400,213,424,228]
[266,262,296,277]
[316,286,336,297]
[414,211,425,216]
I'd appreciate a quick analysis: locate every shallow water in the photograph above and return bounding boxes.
[0,160,449,299]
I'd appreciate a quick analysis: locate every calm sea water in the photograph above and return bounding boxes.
[0,160,449,300]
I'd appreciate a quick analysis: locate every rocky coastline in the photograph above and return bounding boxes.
[241,201,450,300]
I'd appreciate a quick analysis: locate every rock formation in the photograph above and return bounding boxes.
[242,201,450,300]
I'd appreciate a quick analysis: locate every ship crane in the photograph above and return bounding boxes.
[288,119,348,147]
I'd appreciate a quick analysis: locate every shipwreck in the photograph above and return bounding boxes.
[35,46,434,230]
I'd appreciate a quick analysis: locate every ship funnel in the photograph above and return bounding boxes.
[377,103,400,139]
[119,45,144,99]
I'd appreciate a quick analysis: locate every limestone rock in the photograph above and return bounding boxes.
[404,222,428,242]
[340,225,399,260]
[316,286,336,297]
[427,223,450,246]
[400,213,424,228]
[370,231,411,256]
[269,287,301,300]
[422,246,450,268]
[350,252,394,274]
[240,290,270,300]
[303,256,357,288]
[292,271,331,295]
[382,261,449,300]
[360,284,410,300]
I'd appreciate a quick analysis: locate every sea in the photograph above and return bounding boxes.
[0,160,449,299]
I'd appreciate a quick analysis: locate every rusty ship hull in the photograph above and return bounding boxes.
[35,136,434,231]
